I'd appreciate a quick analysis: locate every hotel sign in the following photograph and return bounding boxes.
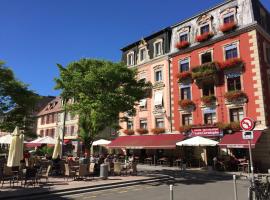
[191,128,221,137]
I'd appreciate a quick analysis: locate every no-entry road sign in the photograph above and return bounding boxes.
[240,117,255,131]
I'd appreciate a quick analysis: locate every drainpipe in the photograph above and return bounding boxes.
[168,57,173,133]
[61,99,67,158]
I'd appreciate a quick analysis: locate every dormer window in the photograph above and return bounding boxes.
[139,48,147,62]
[200,24,210,34]
[127,52,134,66]
[180,33,188,42]
[224,14,235,24]
[154,39,163,57]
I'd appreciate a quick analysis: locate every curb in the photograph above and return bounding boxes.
[1,175,174,200]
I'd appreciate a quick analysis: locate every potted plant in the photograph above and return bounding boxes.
[191,62,220,80]
[219,22,237,33]
[178,99,196,110]
[151,128,165,134]
[224,90,248,103]
[123,129,135,135]
[201,95,216,106]
[176,71,192,82]
[136,128,149,135]
[175,41,190,49]
[196,32,214,42]
[219,58,244,70]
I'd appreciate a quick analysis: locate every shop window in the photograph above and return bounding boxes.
[154,41,163,57]
[127,120,133,130]
[227,76,241,91]
[179,58,189,72]
[223,14,235,24]
[181,87,191,100]
[204,113,216,124]
[201,52,212,64]
[155,118,164,128]
[182,114,192,126]
[127,52,134,66]
[140,119,148,129]
[155,70,162,82]
[229,108,244,122]
[202,84,215,96]
[200,24,210,34]
[225,44,238,60]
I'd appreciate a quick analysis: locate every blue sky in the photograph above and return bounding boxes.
[1,0,269,96]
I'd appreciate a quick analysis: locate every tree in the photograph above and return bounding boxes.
[55,59,150,154]
[0,61,39,137]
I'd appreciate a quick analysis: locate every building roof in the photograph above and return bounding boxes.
[36,96,62,116]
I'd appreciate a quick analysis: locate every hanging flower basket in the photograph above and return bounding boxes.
[176,71,192,82]
[219,58,244,70]
[219,22,237,33]
[178,99,196,110]
[201,95,216,107]
[136,128,149,135]
[179,125,192,133]
[196,32,214,42]
[224,90,248,103]
[123,129,134,135]
[175,41,190,49]
[151,128,165,135]
[191,62,220,80]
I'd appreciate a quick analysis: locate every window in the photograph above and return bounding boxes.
[127,120,133,130]
[224,14,235,24]
[179,33,188,42]
[127,52,134,66]
[225,44,238,60]
[179,59,189,72]
[154,91,163,108]
[140,48,146,61]
[45,129,49,136]
[155,70,162,82]
[200,24,210,34]
[227,75,241,91]
[201,52,212,64]
[230,108,244,122]
[40,130,44,137]
[46,115,50,124]
[154,41,162,57]
[181,87,191,100]
[51,114,55,123]
[155,118,164,128]
[203,84,214,96]
[204,113,216,124]
[139,99,147,109]
[50,129,55,138]
[70,126,75,135]
[41,116,45,125]
[182,114,192,126]
[140,119,147,129]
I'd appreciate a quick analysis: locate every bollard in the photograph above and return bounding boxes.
[233,175,238,200]
[170,184,174,200]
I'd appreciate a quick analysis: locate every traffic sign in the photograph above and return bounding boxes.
[240,117,255,131]
[242,131,254,140]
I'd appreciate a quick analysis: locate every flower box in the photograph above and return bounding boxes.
[224,90,248,103]
[219,22,237,33]
[219,58,244,71]
[179,125,192,133]
[175,41,190,49]
[201,95,216,107]
[176,71,192,82]
[191,62,220,80]
[123,129,134,135]
[136,128,149,135]
[151,128,165,134]
[179,99,196,110]
[229,121,241,131]
[196,32,214,42]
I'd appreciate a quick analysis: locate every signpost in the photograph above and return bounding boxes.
[240,117,255,185]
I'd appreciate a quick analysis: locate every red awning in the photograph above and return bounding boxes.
[108,134,186,149]
[218,131,263,149]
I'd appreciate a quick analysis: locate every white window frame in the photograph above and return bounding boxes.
[181,113,193,126]
[199,49,213,65]
[139,47,147,63]
[139,119,148,129]
[153,39,163,57]
[222,41,240,61]
[179,57,190,72]
[127,51,134,66]
[155,117,165,128]
[199,22,211,35]
[154,90,163,108]
[179,31,189,42]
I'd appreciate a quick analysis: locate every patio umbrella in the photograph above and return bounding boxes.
[7,127,24,167]
[176,136,219,146]
[27,136,55,147]
[0,134,12,144]
[52,135,61,159]
[92,139,111,146]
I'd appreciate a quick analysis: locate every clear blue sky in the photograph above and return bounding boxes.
[1,0,269,96]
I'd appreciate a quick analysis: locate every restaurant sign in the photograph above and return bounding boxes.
[191,128,222,137]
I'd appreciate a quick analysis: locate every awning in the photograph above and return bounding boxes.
[176,136,219,146]
[154,91,163,106]
[139,99,147,107]
[218,131,262,149]
[92,139,111,146]
[108,134,185,149]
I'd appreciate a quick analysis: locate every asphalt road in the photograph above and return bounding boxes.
[59,171,250,200]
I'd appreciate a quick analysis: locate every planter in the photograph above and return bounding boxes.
[192,62,220,80]
[136,128,149,135]
[175,41,190,49]
[196,32,214,42]
[179,99,196,111]
[176,71,192,83]
[219,58,244,71]
[123,129,134,135]
[201,95,216,107]
[151,128,165,134]
[219,22,237,33]
[224,90,248,104]
[229,121,241,131]
[179,125,192,133]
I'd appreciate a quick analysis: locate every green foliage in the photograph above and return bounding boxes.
[36,146,54,156]
[192,62,219,79]
[55,59,150,150]
[0,61,39,137]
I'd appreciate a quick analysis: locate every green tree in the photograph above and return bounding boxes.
[0,61,39,137]
[55,59,150,155]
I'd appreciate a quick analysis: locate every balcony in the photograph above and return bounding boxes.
[196,32,214,43]
[176,71,192,83]
[219,22,237,33]
[178,99,196,112]
[153,81,165,90]
[175,41,190,50]
[219,58,244,72]
[201,95,217,107]
[224,90,248,105]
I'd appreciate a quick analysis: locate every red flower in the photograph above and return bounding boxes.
[151,128,165,135]
[224,90,248,102]
[196,32,214,42]
[178,99,196,110]
[201,95,216,106]
[175,41,190,49]
[136,128,149,135]
[219,58,243,70]
[219,22,237,33]
[176,71,192,82]
[123,129,134,135]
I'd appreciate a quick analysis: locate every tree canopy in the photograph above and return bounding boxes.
[0,61,39,137]
[55,59,150,152]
